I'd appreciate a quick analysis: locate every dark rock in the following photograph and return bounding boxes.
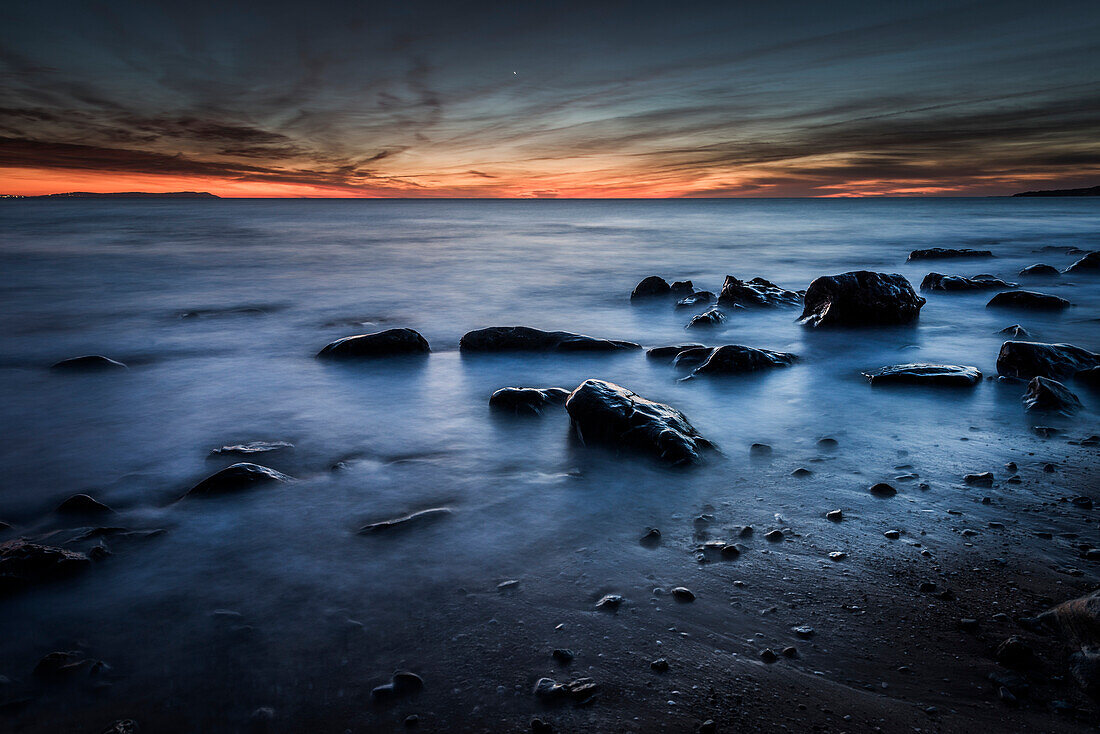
[717,275,800,308]
[996,636,1037,669]
[791,467,813,478]
[34,651,87,676]
[371,671,424,702]
[358,508,452,534]
[920,273,1015,291]
[50,355,127,371]
[698,720,717,734]
[670,280,695,295]
[533,676,599,703]
[631,276,671,299]
[565,379,713,465]
[596,594,623,610]
[996,341,1099,380]
[404,714,419,727]
[56,493,113,515]
[826,509,843,522]
[1064,251,1100,273]
[959,618,980,633]
[317,328,430,358]
[1023,377,1082,414]
[650,658,669,672]
[738,526,754,538]
[1039,589,1100,692]
[828,551,848,561]
[750,443,772,456]
[459,326,639,353]
[817,437,838,448]
[759,648,778,663]
[209,441,293,456]
[987,291,1071,310]
[1019,264,1060,277]
[489,387,570,415]
[919,582,937,593]
[764,530,784,542]
[552,649,574,664]
[675,291,716,309]
[907,247,994,261]
[999,324,1031,339]
[792,625,814,638]
[640,528,661,547]
[672,346,718,369]
[185,463,291,497]
[870,482,897,497]
[671,586,695,602]
[1071,496,1093,509]
[646,344,705,361]
[0,539,90,594]
[531,718,553,734]
[964,472,995,486]
[884,530,900,539]
[863,363,981,387]
[686,308,725,328]
[782,646,799,658]
[100,721,138,734]
[799,271,924,327]
[686,345,796,378]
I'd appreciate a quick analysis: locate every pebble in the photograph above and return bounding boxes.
[531,717,553,733]
[781,646,799,658]
[826,509,843,521]
[750,443,772,456]
[551,649,574,664]
[792,625,814,638]
[1071,496,1093,509]
[596,594,623,610]
[671,587,695,602]
[958,618,980,633]
[640,528,661,546]
[791,467,813,477]
[870,482,897,497]
[964,472,994,486]
[651,658,669,672]
[764,530,784,542]
[919,582,937,592]
[828,551,847,561]
[884,530,900,539]
[759,648,777,663]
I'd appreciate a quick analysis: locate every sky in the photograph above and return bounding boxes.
[1,0,1098,197]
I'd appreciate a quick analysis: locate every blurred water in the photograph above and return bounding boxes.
[0,198,1097,728]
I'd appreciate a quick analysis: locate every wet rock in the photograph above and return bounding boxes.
[358,508,452,534]
[1040,589,1100,692]
[907,247,994,261]
[717,275,801,308]
[403,714,418,727]
[826,509,843,522]
[1023,377,1082,414]
[1019,264,1060,277]
[100,721,138,734]
[56,493,113,515]
[686,345,797,377]
[792,625,814,638]
[828,551,847,561]
[919,582,937,593]
[489,387,570,415]
[631,276,671,299]
[959,618,980,633]
[671,586,695,602]
[646,344,705,361]
[799,271,924,327]
[676,291,716,309]
[670,280,695,295]
[791,467,813,478]
[1071,496,1093,509]
[870,483,897,497]
[764,530,784,542]
[371,671,424,702]
[987,291,1071,310]
[459,326,639,353]
[531,718,553,734]
[999,324,1031,339]
[34,651,88,676]
[1064,251,1100,273]
[698,720,717,734]
[50,355,127,371]
[863,363,981,387]
[920,273,1015,291]
[596,594,623,610]
[533,676,599,704]
[996,636,1038,669]
[817,437,838,448]
[0,539,90,594]
[997,341,1099,380]
[686,308,725,328]
[317,328,430,358]
[759,648,778,663]
[737,526,754,538]
[565,379,713,465]
[210,441,293,457]
[964,472,995,486]
[884,530,900,539]
[185,463,291,497]
[552,649,574,664]
[650,658,669,672]
[640,528,661,547]
[750,443,772,456]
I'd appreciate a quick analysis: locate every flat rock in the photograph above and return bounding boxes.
[565,379,712,465]
[686,308,725,328]
[185,463,292,497]
[318,328,430,358]
[907,247,994,261]
[1023,377,1082,414]
[459,326,639,353]
[996,341,1099,380]
[920,273,1016,291]
[0,539,90,594]
[358,508,452,534]
[1064,251,1100,273]
[56,494,113,514]
[717,275,801,307]
[863,363,981,387]
[489,387,570,415]
[987,291,1071,310]
[646,344,705,361]
[799,271,924,327]
[687,345,797,377]
[209,441,293,456]
[50,355,127,371]
[1019,264,1060,277]
[631,276,671,299]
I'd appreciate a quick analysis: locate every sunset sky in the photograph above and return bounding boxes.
[2,0,1098,197]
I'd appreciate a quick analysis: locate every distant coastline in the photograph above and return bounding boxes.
[1012,185,1100,197]
[1,191,220,199]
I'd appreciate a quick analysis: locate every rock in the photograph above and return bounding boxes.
[764,530,784,542]
[371,671,424,702]
[1039,589,1100,692]
[100,721,138,734]
[670,280,694,295]
[640,528,661,547]
[791,467,813,478]
[185,463,291,497]
[671,587,695,602]
[50,355,127,371]
[1064,251,1100,273]
[828,551,847,561]
[358,508,452,534]
[317,328,430,358]
[1070,496,1093,509]
[996,341,1099,380]
[959,618,980,633]
[646,344,705,361]
[1023,377,1082,414]
[987,291,1070,310]
[717,275,800,308]
[999,324,1031,339]
[817,437,838,448]
[1019,264,1060,277]
[596,594,623,610]
[631,276,671,299]
[870,483,897,497]
[210,441,293,456]
[459,327,639,353]
[686,345,797,377]
[750,443,772,456]
[565,379,713,465]
[686,308,725,328]
[498,580,519,591]
[884,530,900,539]
[759,648,778,663]
[552,649,574,664]
[996,636,1037,669]
[489,387,570,415]
[792,625,814,638]
[920,273,1015,291]
[826,509,843,522]
[675,291,716,309]
[964,472,994,486]
[650,658,669,672]
[0,539,90,594]
[799,271,924,327]
[698,720,717,734]
[533,676,599,703]
[531,718,553,734]
[34,651,87,676]
[56,494,113,514]
[919,582,937,593]
[907,247,994,261]
[863,363,981,387]
[404,714,419,727]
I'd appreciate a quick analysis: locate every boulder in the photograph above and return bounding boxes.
[1023,377,1082,414]
[564,379,713,464]
[646,344,705,361]
[0,539,90,594]
[717,275,800,307]
[987,291,1070,310]
[670,280,695,295]
[185,463,292,497]
[687,345,797,377]
[863,364,981,387]
[1064,251,1100,273]
[631,276,671,299]
[459,326,639,353]
[489,387,570,415]
[907,248,994,261]
[920,273,1015,291]
[317,328,430,359]
[56,494,113,514]
[1019,264,1060,277]
[686,308,725,328]
[996,341,1099,380]
[675,291,716,309]
[50,355,127,371]
[1040,589,1100,693]
[799,271,925,327]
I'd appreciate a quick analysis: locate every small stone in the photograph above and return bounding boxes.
[531,718,553,734]
[671,587,695,602]
[404,714,419,727]
[1043,463,1056,473]
[884,530,900,539]
[817,437,838,448]
[498,580,519,591]
[56,494,113,515]
[640,528,661,546]
[791,468,813,478]
[651,658,670,672]
[750,443,772,456]
[764,530,783,542]
[1005,462,1017,471]
[596,594,623,610]
[869,483,897,497]
[826,509,843,522]
[552,648,574,664]
[720,544,741,559]
[738,525,753,538]
[996,636,1037,669]
[759,648,777,663]
[781,646,799,658]
[1071,496,1093,509]
[959,618,980,633]
[792,625,814,638]
[964,472,994,486]
[920,582,937,593]
[828,551,847,561]
[698,720,717,734]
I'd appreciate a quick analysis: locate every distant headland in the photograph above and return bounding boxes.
[1012,185,1100,197]
[1,191,220,199]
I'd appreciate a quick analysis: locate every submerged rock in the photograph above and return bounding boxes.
[687,345,797,377]
[565,379,713,465]
[459,326,639,353]
[1023,377,1082,414]
[717,275,800,308]
[646,344,705,361]
[675,291,716,309]
[799,271,924,327]
[870,483,897,497]
[185,463,292,497]
[631,276,671,299]
[210,441,293,456]
[1077,366,1100,385]
[907,247,994,261]
[1064,251,1100,273]
[863,363,981,387]
[920,273,1016,291]
[56,494,113,515]
[317,328,430,359]
[996,341,1099,380]
[489,387,570,415]
[670,280,695,295]
[686,308,726,328]
[1040,589,1100,693]
[1019,264,1060,277]
[371,671,424,702]
[672,346,718,369]
[999,324,1031,339]
[50,355,127,371]
[987,291,1070,310]
[358,508,452,534]
[0,539,90,594]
